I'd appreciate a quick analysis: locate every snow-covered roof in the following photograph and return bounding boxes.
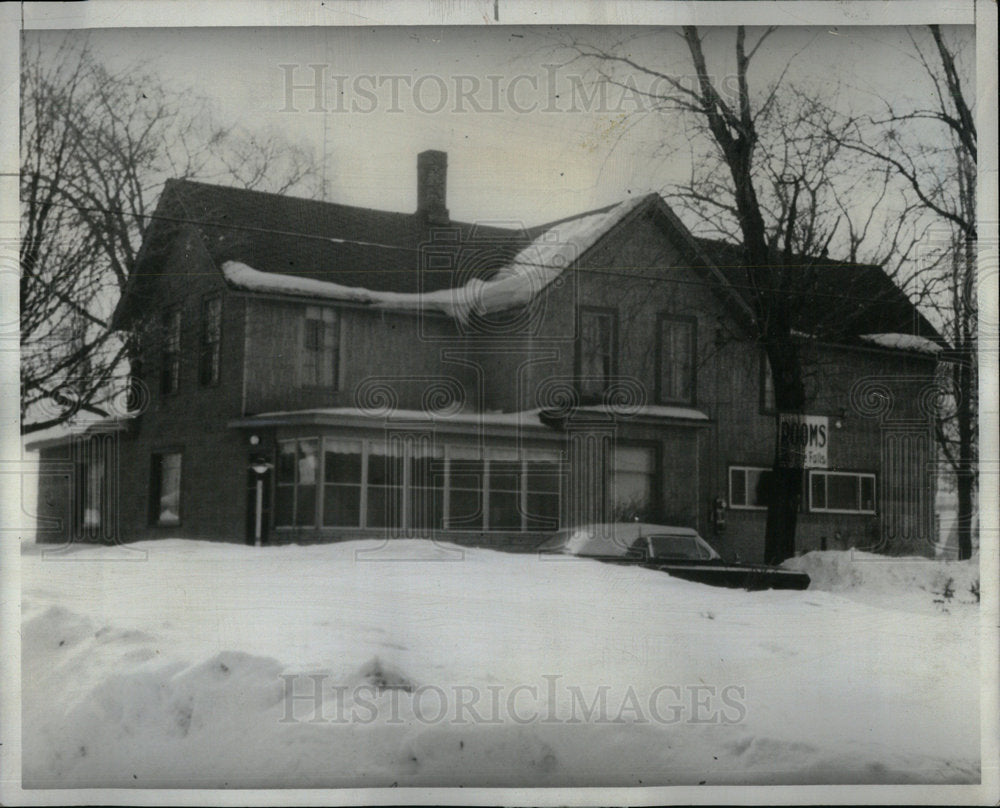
[23,417,132,452]
[221,196,647,322]
[858,333,943,355]
[230,403,708,431]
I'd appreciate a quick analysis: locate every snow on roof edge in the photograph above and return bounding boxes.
[220,196,648,322]
[858,333,943,355]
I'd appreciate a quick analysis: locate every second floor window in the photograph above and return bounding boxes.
[578,308,616,398]
[658,315,695,404]
[199,295,222,386]
[300,306,339,388]
[161,308,181,395]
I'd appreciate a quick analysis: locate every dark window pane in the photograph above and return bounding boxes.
[861,477,875,512]
[730,469,747,507]
[811,473,825,509]
[489,491,521,530]
[367,486,402,528]
[490,473,520,492]
[324,450,362,484]
[751,470,773,508]
[527,462,560,494]
[827,475,858,511]
[295,486,316,527]
[275,486,294,527]
[368,454,403,486]
[323,484,361,527]
[409,487,444,530]
[448,489,482,528]
[450,473,482,490]
[525,492,559,530]
[277,444,296,484]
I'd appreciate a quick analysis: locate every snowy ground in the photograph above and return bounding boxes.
[20,539,980,788]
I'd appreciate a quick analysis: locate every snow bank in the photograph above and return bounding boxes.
[858,333,943,355]
[784,550,980,613]
[21,539,979,787]
[221,197,645,322]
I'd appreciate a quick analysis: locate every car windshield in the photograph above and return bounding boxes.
[646,534,711,560]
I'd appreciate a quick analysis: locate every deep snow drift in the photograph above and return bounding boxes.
[21,540,979,787]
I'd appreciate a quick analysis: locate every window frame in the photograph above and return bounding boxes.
[274,438,320,528]
[273,438,563,533]
[199,294,223,387]
[575,306,618,399]
[298,305,341,390]
[655,313,697,406]
[728,465,773,511]
[808,470,877,515]
[149,449,183,527]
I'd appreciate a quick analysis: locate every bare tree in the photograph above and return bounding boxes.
[826,25,977,559]
[566,27,932,562]
[20,34,322,434]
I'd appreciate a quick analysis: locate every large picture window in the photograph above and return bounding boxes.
[577,308,616,398]
[275,439,318,527]
[810,471,876,514]
[161,308,181,395]
[729,466,774,510]
[274,439,562,533]
[150,451,182,526]
[200,295,222,386]
[657,315,695,404]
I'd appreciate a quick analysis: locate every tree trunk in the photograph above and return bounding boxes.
[955,351,975,560]
[764,338,807,564]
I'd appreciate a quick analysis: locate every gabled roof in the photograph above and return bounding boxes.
[695,238,943,345]
[114,178,943,352]
[113,178,534,326]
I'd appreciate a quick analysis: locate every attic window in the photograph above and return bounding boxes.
[299,306,340,388]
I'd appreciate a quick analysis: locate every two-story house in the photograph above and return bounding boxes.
[29,151,945,560]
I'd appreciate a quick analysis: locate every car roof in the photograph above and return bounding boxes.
[553,523,705,557]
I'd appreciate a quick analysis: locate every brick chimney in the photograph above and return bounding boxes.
[417,150,449,225]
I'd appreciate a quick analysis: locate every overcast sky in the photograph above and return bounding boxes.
[28,24,974,228]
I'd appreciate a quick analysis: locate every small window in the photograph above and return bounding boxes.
[809,471,876,514]
[658,315,696,404]
[729,466,774,510]
[300,306,339,388]
[161,308,181,395]
[577,308,616,398]
[150,452,182,526]
[199,295,222,386]
[322,438,363,528]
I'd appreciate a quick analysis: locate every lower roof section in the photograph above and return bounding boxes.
[228,404,710,436]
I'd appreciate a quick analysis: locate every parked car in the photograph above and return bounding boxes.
[539,523,810,591]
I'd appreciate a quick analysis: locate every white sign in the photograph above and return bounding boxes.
[778,414,829,469]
